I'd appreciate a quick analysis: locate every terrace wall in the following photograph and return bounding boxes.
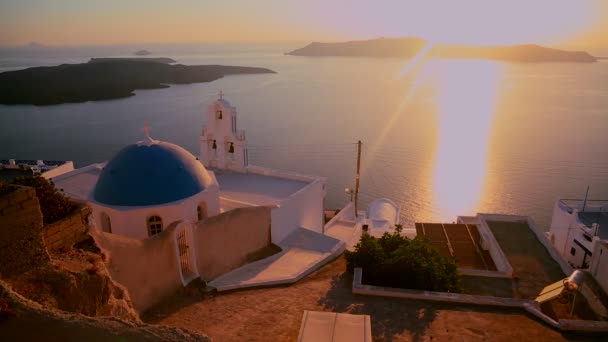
[0,186,49,277]
[43,206,91,252]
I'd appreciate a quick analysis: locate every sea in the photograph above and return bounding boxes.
[1,42,607,230]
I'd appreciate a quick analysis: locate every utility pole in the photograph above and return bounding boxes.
[582,185,590,212]
[354,140,362,215]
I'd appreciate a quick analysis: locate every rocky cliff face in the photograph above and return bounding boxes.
[0,280,210,341]
[6,248,140,322]
[0,186,140,323]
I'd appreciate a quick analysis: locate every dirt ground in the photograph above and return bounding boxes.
[144,257,603,342]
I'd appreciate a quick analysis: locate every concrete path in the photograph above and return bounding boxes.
[298,311,372,342]
[324,220,361,251]
[209,228,345,291]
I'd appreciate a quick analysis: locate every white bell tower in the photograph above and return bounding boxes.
[200,91,248,172]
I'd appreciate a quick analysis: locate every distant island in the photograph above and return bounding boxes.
[134,50,151,56]
[287,37,597,63]
[0,60,275,105]
[89,57,176,64]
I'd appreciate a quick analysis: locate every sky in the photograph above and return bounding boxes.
[0,0,606,49]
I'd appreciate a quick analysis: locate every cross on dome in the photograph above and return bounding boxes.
[143,121,152,138]
[218,90,224,100]
[139,121,156,146]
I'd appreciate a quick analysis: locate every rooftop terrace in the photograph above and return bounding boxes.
[214,169,310,206]
[486,220,565,299]
[52,165,103,200]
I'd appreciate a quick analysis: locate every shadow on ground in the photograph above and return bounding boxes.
[317,272,437,342]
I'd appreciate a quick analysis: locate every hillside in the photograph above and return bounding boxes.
[0,61,275,105]
[287,37,597,63]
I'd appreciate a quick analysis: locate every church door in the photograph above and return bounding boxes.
[174,222,199,285]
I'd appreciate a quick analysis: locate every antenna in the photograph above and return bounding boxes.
[355,140,362,215]
[582,186,589,212]
[143,121,151,139]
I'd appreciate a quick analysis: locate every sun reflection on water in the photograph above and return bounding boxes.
[429,60,504,221]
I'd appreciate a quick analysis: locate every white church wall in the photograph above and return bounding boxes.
[193,206,272,281]
[549,200,577,256]
[91,190,219,239]
[41,161,75,179]
[90,224,183,314]
[271,179,325,244]
[590,242,608,295]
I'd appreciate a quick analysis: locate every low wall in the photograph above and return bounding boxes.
[194,206,271,281]
[0,186,49,277]
[43,206,91,252]
[475,216,513,276]
[91,226,183,314]
[352,268,531,307]
[353,268,608,332]
[271,179,325,244]
[324,202,356,229]
[479,213,573,276]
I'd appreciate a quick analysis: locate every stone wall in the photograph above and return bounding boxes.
[43,206,91,252]
[0,186,49,277]
[194,206,271,281]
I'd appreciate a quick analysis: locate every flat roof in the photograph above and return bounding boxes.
[52,166,102,201]
[214,169,310,206]
[52,165,312,206]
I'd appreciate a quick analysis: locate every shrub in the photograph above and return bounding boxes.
[345,227,462,293]
[10,175,78,224]
[0,180,16,196]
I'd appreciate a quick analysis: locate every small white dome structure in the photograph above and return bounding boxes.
[90,135,220,239]
[366,198,400,232]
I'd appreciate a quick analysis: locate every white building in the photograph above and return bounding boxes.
[0,159,74,181]
[548,198,608,269]
[52,93,327,244]
[200,92,248,172]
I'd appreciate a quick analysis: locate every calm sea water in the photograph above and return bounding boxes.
[1,43,607,229]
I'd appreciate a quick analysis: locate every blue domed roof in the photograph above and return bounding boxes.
[93,140,212,206]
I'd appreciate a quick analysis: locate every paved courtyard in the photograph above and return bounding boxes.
[144,257,600,342]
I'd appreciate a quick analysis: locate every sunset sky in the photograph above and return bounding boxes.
[1,0,606,49]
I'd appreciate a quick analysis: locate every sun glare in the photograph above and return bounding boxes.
[429,60,504,220]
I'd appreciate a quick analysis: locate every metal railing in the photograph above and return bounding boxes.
[558,199,608,213]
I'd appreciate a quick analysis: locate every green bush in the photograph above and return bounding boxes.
[10,175,78,224]
[0,180,16,196]
[345,227,462,293]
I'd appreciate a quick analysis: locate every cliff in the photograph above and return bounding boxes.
[0,186,138,321]
[0,280,210,341]
[286,37,597,63]
[0,61,275,105]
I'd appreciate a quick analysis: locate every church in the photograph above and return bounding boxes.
[52,94,327,244]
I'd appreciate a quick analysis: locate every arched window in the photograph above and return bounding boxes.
[147,216,163,236]
[100,212,112,233]
[197,202,208,221]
